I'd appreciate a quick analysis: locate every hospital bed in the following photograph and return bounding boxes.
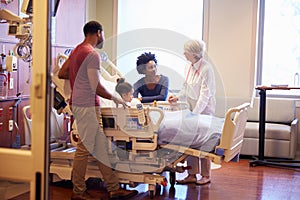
[47,51,250,198]
[49,101,249,197]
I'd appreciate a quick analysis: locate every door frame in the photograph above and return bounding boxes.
[0,0,52,199]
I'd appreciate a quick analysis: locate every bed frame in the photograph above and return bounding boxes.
[50,102,250,198]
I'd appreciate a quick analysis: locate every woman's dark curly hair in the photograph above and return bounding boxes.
[136,52,157,74]
[115,78,133,96]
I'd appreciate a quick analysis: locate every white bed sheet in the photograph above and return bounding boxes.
[157,109,224,152]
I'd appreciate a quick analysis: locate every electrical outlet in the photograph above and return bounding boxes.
[9,78,13,89]
[8,120,13,131]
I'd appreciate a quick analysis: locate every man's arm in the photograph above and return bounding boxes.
[88,68,126,107]
[58,59,70,79]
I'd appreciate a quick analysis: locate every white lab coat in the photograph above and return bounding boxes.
[177,59,216,115]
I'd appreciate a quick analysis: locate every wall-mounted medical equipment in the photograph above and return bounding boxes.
[0,73,7,99]
[0,0,13,5]
[0,51,6,70]
[5,54,17,72]
[0,0,34,63]
[21,0,32,15]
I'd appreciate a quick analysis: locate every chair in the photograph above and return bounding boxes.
[22,105,65,146]
[216,97,298,159]
[23,105,31,146]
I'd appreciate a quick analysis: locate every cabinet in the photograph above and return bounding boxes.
[0,98,29,148]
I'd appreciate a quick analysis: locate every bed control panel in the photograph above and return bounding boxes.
[136,103,146,125]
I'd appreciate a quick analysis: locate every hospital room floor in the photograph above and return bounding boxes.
[9,157,300,200]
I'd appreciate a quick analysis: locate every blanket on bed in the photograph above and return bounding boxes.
[157,109,224,152]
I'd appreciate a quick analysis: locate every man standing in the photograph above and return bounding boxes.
[58,21,137,200]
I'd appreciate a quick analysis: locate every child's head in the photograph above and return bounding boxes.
[115,78,133,102]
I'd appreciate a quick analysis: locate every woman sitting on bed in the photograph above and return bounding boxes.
[133,52,169,103]
[115,78,141,107]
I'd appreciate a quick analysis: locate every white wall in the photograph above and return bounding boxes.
[86,0,96,21]
[204,0,258,98]
[89,0,117,59]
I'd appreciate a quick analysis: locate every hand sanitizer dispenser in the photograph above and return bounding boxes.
[6,55,17,72]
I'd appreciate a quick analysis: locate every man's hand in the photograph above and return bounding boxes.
[111,96,127,108]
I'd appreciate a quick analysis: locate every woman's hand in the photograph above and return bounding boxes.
[168,95,178,103]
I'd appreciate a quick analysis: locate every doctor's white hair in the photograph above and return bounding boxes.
[184,39,206,59]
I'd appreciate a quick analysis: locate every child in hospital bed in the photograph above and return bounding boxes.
[115,78,141,107]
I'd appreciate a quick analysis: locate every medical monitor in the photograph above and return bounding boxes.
[20,0,60,17]
[21,0,32,15]
[53,0,60,17]
[8,24,17,35]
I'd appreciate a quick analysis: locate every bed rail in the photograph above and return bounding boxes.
[144,101,189,111]
[101,106,164,151]
[215,102,250,162]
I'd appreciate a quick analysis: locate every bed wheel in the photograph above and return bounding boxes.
[231,153,240,162]
[156,184,161,193]
[169,171,176,186]
[249,162,256,167]
[149,190,155,199]
[148,184,156,198]
[120,183,126,189]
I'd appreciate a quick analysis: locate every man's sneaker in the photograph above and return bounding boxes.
[109,188,138,199]
[71,190,97,200]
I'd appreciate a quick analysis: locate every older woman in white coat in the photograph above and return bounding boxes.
[168,39,216,185]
